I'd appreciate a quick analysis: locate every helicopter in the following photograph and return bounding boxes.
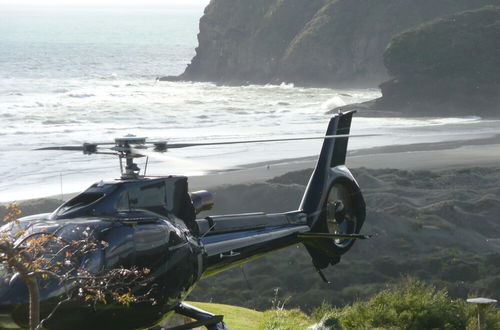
[0,110,369,330]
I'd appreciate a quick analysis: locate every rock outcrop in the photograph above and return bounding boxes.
[165,0,497,87]
[333,6,500,116]
[379,6,500,116]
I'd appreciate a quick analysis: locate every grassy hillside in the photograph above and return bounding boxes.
[187,279,500,329]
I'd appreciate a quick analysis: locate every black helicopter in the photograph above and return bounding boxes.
[0,110,369,330]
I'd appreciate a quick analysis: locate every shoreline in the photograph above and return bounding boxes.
[189,135,500,190]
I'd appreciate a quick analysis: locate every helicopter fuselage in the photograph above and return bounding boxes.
[0,176,309,330]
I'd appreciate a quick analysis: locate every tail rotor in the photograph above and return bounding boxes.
[298,111,367,274]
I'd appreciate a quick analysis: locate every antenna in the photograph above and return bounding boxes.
[59,173,64,201]
[143,156,149,177]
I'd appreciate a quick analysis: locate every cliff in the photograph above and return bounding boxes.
[165,0,497,87]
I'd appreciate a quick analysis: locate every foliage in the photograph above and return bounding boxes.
[316,279,500,330]
[189,279,499,329]
[186,278,499,329]
[379,5,500,114]
[0,203,153,330]
[384,6,500,83]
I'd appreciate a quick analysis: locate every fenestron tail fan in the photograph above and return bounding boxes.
[298,111,366,280]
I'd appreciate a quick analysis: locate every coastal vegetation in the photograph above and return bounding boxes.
[193,279,500,329]
[311,279,499,330]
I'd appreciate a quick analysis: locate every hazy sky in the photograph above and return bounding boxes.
[0,0,209,6]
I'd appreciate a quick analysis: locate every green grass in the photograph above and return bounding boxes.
[187,301,264,330]
[258,309,313,330]
[189,279,500,329]
[186,302,314,329]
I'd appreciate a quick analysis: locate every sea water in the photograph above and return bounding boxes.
[0,5,498,201]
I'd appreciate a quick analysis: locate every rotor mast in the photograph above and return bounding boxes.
[113,136,147,180]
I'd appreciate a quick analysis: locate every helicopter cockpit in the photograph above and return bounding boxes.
[50,177,201,233]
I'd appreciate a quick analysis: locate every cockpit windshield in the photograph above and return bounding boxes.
[55,192,104,216]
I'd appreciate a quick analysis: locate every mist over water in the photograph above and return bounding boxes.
[1,5,499,202]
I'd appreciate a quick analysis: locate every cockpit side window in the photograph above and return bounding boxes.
[116,182,168,216]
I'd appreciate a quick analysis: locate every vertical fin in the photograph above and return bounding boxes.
[299,110,365,270]
[299,110,355,223]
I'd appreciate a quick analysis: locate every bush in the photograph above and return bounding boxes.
[317,278,500,330]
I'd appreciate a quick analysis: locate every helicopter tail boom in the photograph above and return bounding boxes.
[299,111,366,270]
[197,112,366,278]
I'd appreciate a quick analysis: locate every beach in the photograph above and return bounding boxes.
[187,136,500,191]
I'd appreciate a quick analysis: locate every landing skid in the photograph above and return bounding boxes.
[158,303,227,330]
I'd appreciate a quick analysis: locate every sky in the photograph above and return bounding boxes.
[0,0,209,6]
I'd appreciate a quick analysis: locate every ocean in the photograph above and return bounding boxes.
[1,4,499,202]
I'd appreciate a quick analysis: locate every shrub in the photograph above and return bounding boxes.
[317,278,500,330]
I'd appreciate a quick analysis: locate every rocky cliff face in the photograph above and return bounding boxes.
[170,0,497,87]
[377,6,500,116]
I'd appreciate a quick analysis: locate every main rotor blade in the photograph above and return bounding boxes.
[131,148,229,172]
[34,133,380,152]
[161,133,379,149]
[35,146,85,151]
[35,142,116,152]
